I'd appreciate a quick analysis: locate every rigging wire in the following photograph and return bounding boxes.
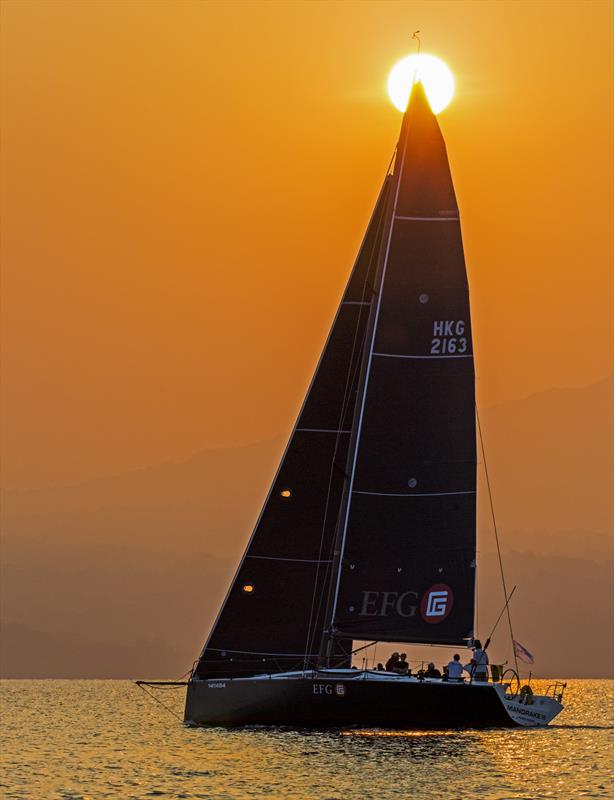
[475,404,520,676]
[485,585,517,649]
[350,640,378,656]
[475,541,479,637]
[135,682,185,723]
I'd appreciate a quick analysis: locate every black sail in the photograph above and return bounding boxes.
[330,82,476,646]
[194,177,392,678]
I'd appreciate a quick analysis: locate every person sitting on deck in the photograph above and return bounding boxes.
[385,652,400,672]
[446,654,464,681]
[424,662,441,678]
[376,663,385,671]
[470,640,489,681]
[393,653,409,675]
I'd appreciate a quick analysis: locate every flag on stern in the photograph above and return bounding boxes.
[513,640,535,664]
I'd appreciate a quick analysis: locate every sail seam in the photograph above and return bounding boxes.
[353,489,475,497]
[208,648,320,657]
[373,352,472,360]
[295,428,352,434]
[343,301,371,306]
[246,555,333,563]
[395,215,459,221]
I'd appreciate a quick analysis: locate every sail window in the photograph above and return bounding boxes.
[242,584,255,594]
[280,489,292,498]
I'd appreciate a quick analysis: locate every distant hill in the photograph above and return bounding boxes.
[1,437,286,678]
[477,375,613,551]
[1,378,612,678]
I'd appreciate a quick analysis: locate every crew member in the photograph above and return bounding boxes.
[471,640,489,681]
[424,662,441,678]
[446,654,464,681]
[385,652,400,672]
[393,653,409,675]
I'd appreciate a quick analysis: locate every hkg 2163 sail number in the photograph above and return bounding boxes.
[430,320,467,355]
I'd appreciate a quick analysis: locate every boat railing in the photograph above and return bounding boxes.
[544,681,567,702]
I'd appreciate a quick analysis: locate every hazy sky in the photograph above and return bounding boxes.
[1,0,612,491]
[1,0,612,680]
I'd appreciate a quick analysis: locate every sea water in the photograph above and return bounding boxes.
[0,680,612,799]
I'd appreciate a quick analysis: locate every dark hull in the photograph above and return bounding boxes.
[184,675,517,728]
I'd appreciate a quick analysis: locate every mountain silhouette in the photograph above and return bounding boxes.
[1,378,611,678]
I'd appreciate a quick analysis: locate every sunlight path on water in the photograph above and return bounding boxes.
[0,680,612,799]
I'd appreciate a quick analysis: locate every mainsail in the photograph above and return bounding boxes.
[194,178,392,678]
[195,79,476,679]
[329,81,476,647]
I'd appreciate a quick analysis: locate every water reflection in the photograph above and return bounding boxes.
[1,680,612,800]
[339,728,478,763]
[340,729,465,736]
[551,724,614,730]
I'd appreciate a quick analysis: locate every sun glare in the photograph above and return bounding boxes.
[387,54,455,114]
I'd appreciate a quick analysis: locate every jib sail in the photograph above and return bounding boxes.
[194,177,392,678]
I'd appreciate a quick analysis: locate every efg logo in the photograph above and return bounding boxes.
[420,584,454,623]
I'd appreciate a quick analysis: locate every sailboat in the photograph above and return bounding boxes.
[181,77,565,728]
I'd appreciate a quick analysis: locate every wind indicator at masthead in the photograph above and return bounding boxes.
[387,45,455,114]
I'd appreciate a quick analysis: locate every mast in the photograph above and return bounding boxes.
[318,151,399,665]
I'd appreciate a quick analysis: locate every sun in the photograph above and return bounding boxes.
[387,54,455,114]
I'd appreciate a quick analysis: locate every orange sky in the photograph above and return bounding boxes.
[1,0,613,490]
